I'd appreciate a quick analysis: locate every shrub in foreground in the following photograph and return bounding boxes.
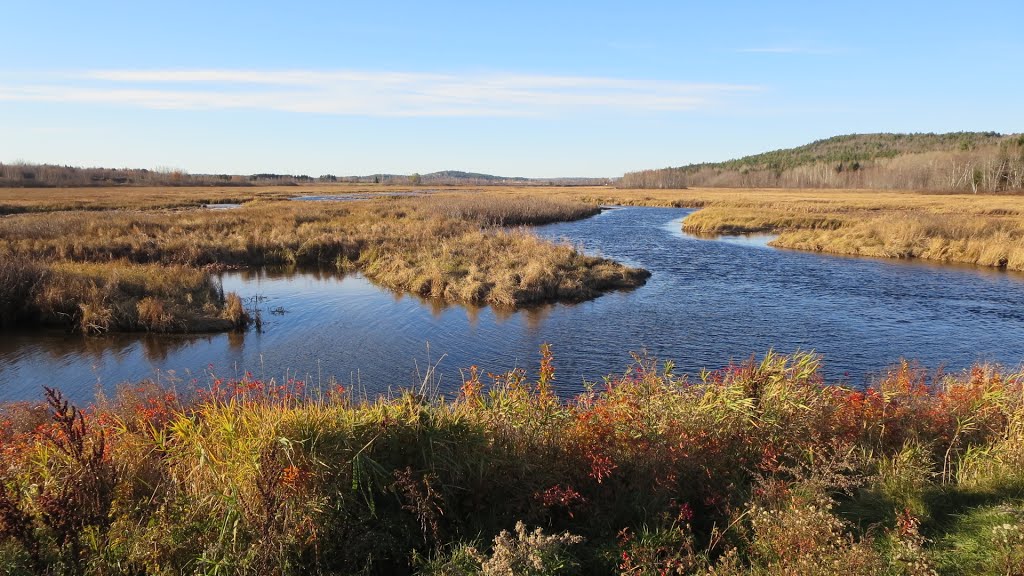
[0,350,1022,574]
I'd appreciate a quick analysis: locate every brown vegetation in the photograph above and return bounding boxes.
[1,351,1023,574]
[7,180,1021,335]
[548,186,1024,272]
[775,214,1024,269]
[425,194,600,226]
[0,184,367,214]
[648,188,1024,271]
[681,206,847,236]
[0,259,245,333]
[0,189,647,333]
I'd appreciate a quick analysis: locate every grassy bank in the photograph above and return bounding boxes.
[772,213,1024,269]
[673,190,1024,270]
[7,183,1023,334]
[0,259,247,334]
[1,350,1022,574]
[0,185,304,214]
[0,189,647,333]
[560,186,1024,271]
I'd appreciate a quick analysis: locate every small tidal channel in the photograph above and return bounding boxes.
[2,207,1023,403]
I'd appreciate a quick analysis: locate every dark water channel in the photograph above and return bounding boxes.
[2,207,1023,403]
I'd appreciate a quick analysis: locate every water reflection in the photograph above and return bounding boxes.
[522,304,555,332]
[226,330,245,351]
[669,219,779,249]
[3,207,1024,404]
[0,331,203,365]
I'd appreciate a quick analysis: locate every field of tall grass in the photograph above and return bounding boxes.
[1,349,1021,575]
[0,188,647,333]
[6,182,1024,334]
[674,191,1024,271]
[771,213,1024,269]
[0,185,304,214]
[0,259,247,334]
[557,186,1024,271]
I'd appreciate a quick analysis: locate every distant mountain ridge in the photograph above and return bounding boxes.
[621,132,1024,192]
[0,164,608,188]
[426,170,529,182]
[345,171,606,186]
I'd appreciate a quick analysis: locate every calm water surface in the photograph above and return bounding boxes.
[3,207,1023,403]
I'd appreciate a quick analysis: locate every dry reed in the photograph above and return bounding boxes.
[0,190,647,332]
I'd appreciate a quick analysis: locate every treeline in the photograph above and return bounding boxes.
[1,164,611,188]
[0,164,332,188]
[621,132,1024,192]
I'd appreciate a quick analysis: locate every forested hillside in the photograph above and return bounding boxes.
[621,132,1024,192]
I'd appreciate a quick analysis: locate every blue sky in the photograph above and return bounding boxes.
[2,1,1022,178]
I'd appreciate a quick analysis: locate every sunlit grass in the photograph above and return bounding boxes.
[0,258,244,333]
[555,185,1024,271]
[1,350,1021,574]
[0,188,647,333]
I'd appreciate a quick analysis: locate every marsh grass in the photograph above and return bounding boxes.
[8,184,1023,323]
[0,192,647,334]
[672,189,1024,270]
[563,186,1024,271]
[423,194,601,226]
[681,206,849,235]
[0,259,43,328]
[0,257,246,333]
[774,213,1024,269]
[0,184,333,214]
[1,350,1021,574]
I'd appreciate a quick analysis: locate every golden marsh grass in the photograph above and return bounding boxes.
[5,182,1022,334]
[0,187,648,332]
[551,186,1024,271]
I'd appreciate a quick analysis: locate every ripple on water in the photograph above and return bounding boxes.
[3,207,1024,403]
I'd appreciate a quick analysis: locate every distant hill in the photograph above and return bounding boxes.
[426,170,530,183]
[337,170,528,185]
[342,170,608,186]
[0,164,608,188]
[695,132,1007,171]
[621,132,1024,192]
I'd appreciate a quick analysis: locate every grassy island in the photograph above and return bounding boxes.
[564,187,1024,272]
[0,187,648,334]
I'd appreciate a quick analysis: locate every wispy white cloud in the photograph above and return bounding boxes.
[0,69,760,117]
[737,47,801,54]
[736,47,833,55]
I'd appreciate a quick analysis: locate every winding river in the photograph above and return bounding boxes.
[2,207,1023,403]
